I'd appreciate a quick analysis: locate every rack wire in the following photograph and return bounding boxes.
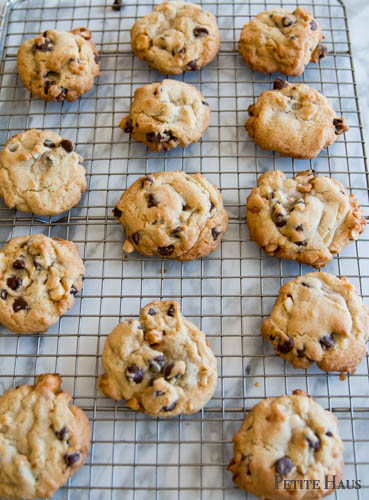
[0,0,368,498]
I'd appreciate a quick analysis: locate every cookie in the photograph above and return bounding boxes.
[246,170,365,268]
[0,234,85,334]
[228,390,344,500]
[98,300,218,417]
[17,27,100,102]
[246,78,349,159]
[0,129,86,215]
[130,1,220,74]
[262,272,369,374]
[114,171,228,261]
[239,8,327,76]
[0,374,90,499]
[120,79,210,152]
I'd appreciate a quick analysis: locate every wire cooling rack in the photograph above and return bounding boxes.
[0,0,368,498]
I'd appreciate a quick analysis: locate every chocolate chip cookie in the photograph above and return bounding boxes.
[246,78,349,159]
[262,272,369,373]
[120,79,210,152]
[228,390,344,499]
[246,170,365,268]
[17,27,100,102]
[0,234,85,334]
[114,171,228,260]
[0,129,86,215]
[0,374,91,499]
[239,8,327,76]
[130,1,220,74]
[98,300,218,417]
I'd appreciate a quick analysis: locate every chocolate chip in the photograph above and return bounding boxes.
[306,435,321,452]
[147,193,159,208]
[142,176,153,187]
[150,355,165,372]
[55,426,68,441]
[171,227,182,237]
[68,58,75,63]
[7,276,22,290]
[211,228,220,240]
[178,47,186,55]
[317,44,328,59]
[1,289,7,300]
[275,219,287,227]
[64,453,80,466]
[182,204,190,211]
[148,308,156,316]
[43,31,48,37]
[94,53,100,64]
[297,345,306,358]
[13,297,28,312]
[158,245,174,256]
[57,87,68,101]
[275,456,293,476]
[43,139,55,148]
[320,335,335,349]
[209,201,214,211]
[35,38,54,52]
[202,101,209,106]
[295,224,304,231]
[282,16,295,27]
[186,60,198,71]
[113,207,122,218]
[167,304,175,317]
[124,118,133,134]
[193,27,209,37]
[295,240,306,247]
[333,118,345,135]
[326,431,333,437]
[112,0,122,10]
[131,232,140,245]
[301,282,310,288]
[126,364,144,384]
[12,259,25,270]
[155,391,165,397]
[60,139,74,153]
[8,145,18,152]
[310,19,318,30]
[164,362,175,380]
[70,285,78,295]
[278,337,294,354]
[146,131,162,143]
[44,81,52,95]
[162,401,177,412]
[273,77,287,90]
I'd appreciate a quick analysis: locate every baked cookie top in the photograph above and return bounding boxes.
[0,374,91,500]
[239,8,327,76]
[228,390,344,500]
[0,129,86,216]
[114,171,228,261]
[262,272,369,373]
[120,79,210,152]
[131,1,220,74]
[246,170,365,269]
[98,300,218,417]
[17,27,100,102]
[0,234,85,334]
[246,78,349,159]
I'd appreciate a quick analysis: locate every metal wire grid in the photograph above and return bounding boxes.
[0,0,368,498]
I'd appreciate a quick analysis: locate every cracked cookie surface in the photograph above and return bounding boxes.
[0,129,86,215]
[98,300,218,417]
[262,272,369,373]
[131,1,220,74]
[120,79,210,152]
[114,171,228,261]
[0,374,91,500]
[239,8,327,76]
[246,170,365,268]
[17,27,100,102]
[228,390,344,500]
[0,234,85,334]
[246,79,349,159]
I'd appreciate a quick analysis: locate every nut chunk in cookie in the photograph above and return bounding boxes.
[0,234,85,334]
[228,390,344,499]
[120,79,210,152]
[0,129,86,216]
[239,8,327,76]
[246,79,348,159]
[113,171,228,261]
[262,272,369,373]
[98,300,218,417]
[131,1,220,74]
[17,27,100,102]
[0,374,91,500]
[246,170,365,268]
